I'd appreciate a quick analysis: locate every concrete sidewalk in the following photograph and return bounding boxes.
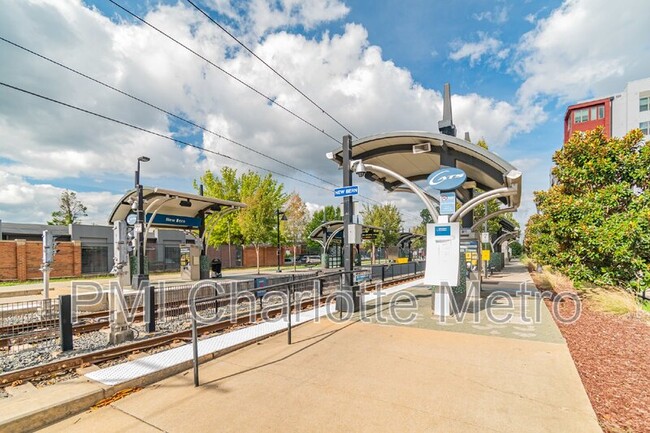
[39,284,601,432]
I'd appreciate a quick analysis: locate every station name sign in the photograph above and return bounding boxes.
[426,167,467,191]
[146,213,201,228]
[334,186,359,197]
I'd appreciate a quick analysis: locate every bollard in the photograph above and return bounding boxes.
[59,295,73,351]
[145,284,155,333]
[192,315,199,387]
[287,286,292,345]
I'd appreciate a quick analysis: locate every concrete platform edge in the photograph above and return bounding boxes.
[0,327,290,433]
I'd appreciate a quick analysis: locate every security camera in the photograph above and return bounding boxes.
[354,160,367,177]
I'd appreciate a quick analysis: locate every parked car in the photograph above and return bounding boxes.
[305,255,321,264]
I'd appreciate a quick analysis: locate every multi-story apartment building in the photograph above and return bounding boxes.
[564,77,650,142]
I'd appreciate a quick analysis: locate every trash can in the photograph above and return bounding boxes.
[210,258,222,278]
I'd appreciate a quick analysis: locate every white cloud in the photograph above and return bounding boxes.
[0,0,546,225]
[514,0,650,104]
[473,6,509,24]
[0,170,120,224]
[247,0,349,36]
[449,32,510,68]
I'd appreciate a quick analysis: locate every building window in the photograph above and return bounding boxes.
[640,97,649,112]
[640,121,650,135]
[597,105,605,119]
[590,107,597,120]
[574,109,589,123]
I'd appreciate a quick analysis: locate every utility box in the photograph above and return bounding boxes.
[347,223,362,244]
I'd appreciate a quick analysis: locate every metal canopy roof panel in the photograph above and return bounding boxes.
[329,131,518,192]
[308,220,383,242]
[108,187,246,226]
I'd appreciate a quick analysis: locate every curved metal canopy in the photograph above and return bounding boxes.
[328,131,520,202]
[108,187,245,228]
[397,232,425,247]
[308,220,382,244]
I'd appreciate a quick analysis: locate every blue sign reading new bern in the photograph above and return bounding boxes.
[426,167,467,191]
[146,213,201,228]
[334,186,359,197]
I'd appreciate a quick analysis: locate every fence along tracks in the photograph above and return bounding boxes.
[0,272,422,385]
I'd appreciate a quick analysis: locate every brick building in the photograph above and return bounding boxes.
[564,77,650,142]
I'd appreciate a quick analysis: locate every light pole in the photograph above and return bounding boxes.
[276,209,287,272]
[133,156,150,288]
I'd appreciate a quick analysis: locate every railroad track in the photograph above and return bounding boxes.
[0,274,422,385]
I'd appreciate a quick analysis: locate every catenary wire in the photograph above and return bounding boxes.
[0,38,414,218]
[0,81,335,193]
[0,36,338,189]
[0,80,419,221]
[106,0,341,144]
[185,0,358,139]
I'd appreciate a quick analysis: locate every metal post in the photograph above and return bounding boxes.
[192,315,199,387]
[59,295,73,351]
[198,184,208,280]
[145,283,155,333]
[287,286,292,345]
[133,156,150,288]
[484,202,489,279]
[276,210,282,273]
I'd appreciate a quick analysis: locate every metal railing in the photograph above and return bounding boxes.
[0,298,60,354]
[368,261,425,283]
[189,270,366,386]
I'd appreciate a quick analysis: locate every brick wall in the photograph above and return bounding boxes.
[0,240,82,281]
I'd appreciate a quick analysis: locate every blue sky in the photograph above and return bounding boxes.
[0,0,647,228]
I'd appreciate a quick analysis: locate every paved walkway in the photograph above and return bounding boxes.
[38,263,601,433]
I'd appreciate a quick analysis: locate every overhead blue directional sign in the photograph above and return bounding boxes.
[146,213,201,228]
[334,186,359,198]
[426,167,467,191]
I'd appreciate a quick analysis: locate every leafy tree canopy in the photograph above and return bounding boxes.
[524,128,650,290]
[48,190,87,225]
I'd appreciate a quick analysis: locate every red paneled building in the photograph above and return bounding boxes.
[563,97,612,142]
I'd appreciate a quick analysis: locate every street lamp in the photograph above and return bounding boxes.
[276,209,287,273]
[133,156,150,288]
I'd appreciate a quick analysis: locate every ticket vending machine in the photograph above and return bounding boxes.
[423,222,460,316]
[180,244,201,281]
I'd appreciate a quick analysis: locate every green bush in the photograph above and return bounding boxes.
[524,128,650,290]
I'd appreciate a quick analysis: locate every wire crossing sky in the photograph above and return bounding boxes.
[0,0,647,227]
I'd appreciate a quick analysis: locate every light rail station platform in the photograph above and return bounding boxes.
[30,264,600,433]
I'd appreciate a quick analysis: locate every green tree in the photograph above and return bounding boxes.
[284,193,309,270]
[509,241,523,257]
[238,171,287,274]
[524,127,650,290]
[305,205,342,251]
[48,190,87,225]
[196,167,243,247]
[361,203,403,263]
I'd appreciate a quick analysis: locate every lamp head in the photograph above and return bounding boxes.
[138,156,150,163]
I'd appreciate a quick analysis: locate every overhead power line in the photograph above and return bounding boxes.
[107,0,341,144]
[0,36,337,189]
[0,39,409,218]
[185,0,358,139]
[0,81,334,193]
[0,80,413,219]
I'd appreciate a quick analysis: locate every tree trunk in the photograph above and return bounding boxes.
[372,244,376,265]
[293,245,297,271]
[255,244,260,274]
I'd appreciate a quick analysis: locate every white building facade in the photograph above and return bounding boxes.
[611,77,650,138]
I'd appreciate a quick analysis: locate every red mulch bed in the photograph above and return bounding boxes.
[547,296,650,433]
